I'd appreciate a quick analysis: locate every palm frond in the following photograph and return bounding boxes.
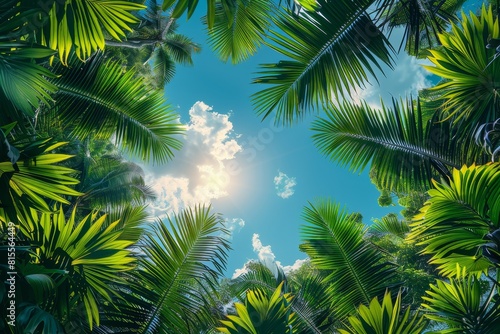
[0,136,81,224]
[23,206,137,330]
[300,200,399,318]
[39,0,144,64]
[408,163,500,276]
[137,206,231,333]
[163,33,201,65]
[422,269,500,333]
[252,0,394,124]
[206,0,272,64]
[311,98,487,193]
[423,5,500,132]
[370,214,410,239]
[339,290,428,334]
[50,52,184,164]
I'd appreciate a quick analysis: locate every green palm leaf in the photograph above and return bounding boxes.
[0,43,57,121]
[370,214,411,239]
[217,282,296,334]
[23,206,137,330]
[0,136,81,224]
[423,5,500,130]
[311,98,487,193]
[39,0,144,64]
[408,163,500,276]
[339,290,428,334]
[206,0,272,64]
[49,52,184,164]
[252,0,394,124]
[137,206,231,333]
[300,200,399,318]
[422,269,500,333]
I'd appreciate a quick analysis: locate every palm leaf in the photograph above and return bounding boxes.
[49,52,184,164]
[206,0,272,64]
[0,43,57,121]
[217,282,296,334]
[300,200,399,318]
[23,206,137,330]
[422,269,500,333]
[370,214,411,239]
[0,136,81,224]
[39,0,144,64]
[252,0,394,124]
[423,5,500,132]
[408,163,500,276]
[311,98,487,193]
[137,206,231,333]
[339,290,427,334]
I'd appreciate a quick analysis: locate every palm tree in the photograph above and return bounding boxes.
[106,0,201,88]
[311,98,488,193]
[251,0,395,124]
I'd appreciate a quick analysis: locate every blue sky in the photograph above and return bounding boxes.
[140,7,438,277]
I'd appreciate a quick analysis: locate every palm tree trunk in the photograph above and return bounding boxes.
[106,39,158,49]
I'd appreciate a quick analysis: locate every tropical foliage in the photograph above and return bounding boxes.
[1,0,500,333]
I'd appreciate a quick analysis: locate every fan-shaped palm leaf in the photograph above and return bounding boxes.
[311,98,487,193]
[300,200,399,318]
[422,269,500,333]
[206,0,272,64]
[37,0,144,64]
[423,5,500,131]
[0,135,81,224]
[136,206,231,333]
[217,282,296,334]
[49,52,184,164]
[339,290,428,334]
[22,206,137,330]
[408,163,500,276]
[252,0,394,124]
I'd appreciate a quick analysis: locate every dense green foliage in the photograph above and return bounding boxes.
[1,0,499,333]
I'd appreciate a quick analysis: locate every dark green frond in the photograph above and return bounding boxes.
[311,98,487,193]
[252,0,394,124]
[207,0,273,64]
[137,206,231,333]
[300,200,399,318]
[50,52,184,164]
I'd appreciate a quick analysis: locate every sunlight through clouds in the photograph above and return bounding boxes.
[146,101,242,217]
[274,171,297,199]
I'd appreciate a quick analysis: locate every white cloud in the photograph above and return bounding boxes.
[279,258,309,274]
[146,101,242,216]
[273,171,297,199]
[231,234,307,278]
[223,218,245,239]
